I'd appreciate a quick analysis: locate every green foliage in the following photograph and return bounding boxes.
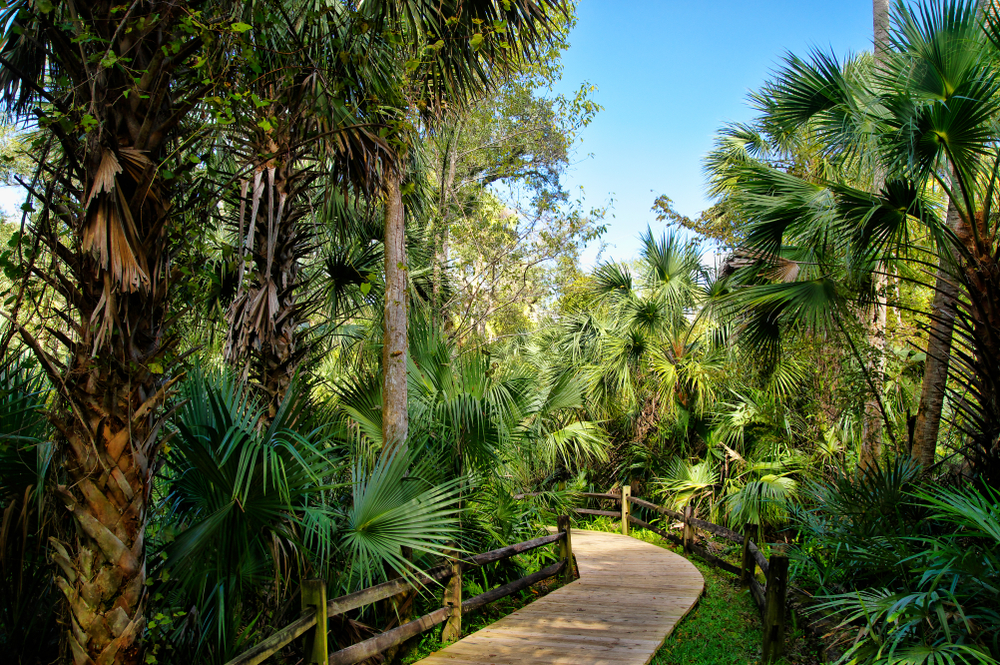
[805,483,1000,664]
[158,368,344,660]
[0,344,57,664]
[343,448,462,588]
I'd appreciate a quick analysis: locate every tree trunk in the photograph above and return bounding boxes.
[433,123,460,331]
[35,151,175,665]
[225,141,311,419]
[912,198,963,468]
[382,172,409,451]
[859,0,893,469]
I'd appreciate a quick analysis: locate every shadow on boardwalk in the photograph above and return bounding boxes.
[413,529,705,665]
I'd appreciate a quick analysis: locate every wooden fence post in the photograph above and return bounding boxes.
[557,514,575,582]
[621,485,631,536]
[301,579,328,665]
[683,504,694,554]
[761,548,789,663]
[740,523,754,586]
[441,549,462,642]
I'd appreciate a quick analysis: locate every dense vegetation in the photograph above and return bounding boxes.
[1,1,999,664]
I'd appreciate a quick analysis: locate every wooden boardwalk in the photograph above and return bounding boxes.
[414,529,704,665]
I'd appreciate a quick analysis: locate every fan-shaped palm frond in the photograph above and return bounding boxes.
[656,457,719,513]
[343,448,462,589]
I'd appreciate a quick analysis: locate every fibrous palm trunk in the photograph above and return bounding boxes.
[225,139,314,419]
[1,3,231,661]
[29,84,178,665]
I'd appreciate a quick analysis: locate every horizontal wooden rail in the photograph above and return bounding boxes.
[224,609,317,665]
[575,508,621,518]
[326,564,456,620]
[689,541,741,576]
[579,492,620,500]
[227,523,572,665]
[627,495,684,521]
[462,559,566,613]
[689,515,744,544]
[627,515,683,547]
[328,606,453,665]
[463,532,564,568]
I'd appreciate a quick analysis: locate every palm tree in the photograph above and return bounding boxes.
[220,0,392,418]
[0,1,242,661]
[716,0,1000,487]
[587,229,721,436]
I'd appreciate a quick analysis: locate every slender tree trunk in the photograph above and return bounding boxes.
[433,123,460,331]
[859,0,893,469]
[382,171,409,451]
[912,197,966,466]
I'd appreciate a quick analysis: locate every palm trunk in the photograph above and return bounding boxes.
[33,152,175,665]
[962,255,1000,487]
[225,145,311,419]
[859,0,893,469]
[912,198,963,467]
[4,4,225,660]
[383,171,409,451]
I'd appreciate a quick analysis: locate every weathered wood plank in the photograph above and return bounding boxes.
[462,560,565,613]
[223,610,316,665]
[688,516,744,543]
[749,577,766,613]
[626,496,684,521]
[749,540,770,576]
[328,607,452,665]
[626,515,684,547]
[580,492,620,500]
[688,542,742,576]
[462,532,563,568]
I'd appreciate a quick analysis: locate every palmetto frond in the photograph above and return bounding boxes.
[656,457,719,512]
[163,367,345,657]
[343,448,462,588]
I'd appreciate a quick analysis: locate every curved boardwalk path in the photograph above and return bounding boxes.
[414,529,704,665]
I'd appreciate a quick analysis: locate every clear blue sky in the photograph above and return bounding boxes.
[553,1,876,264]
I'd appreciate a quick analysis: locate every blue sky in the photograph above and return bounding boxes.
[553,1,877,264]
[1,2,878,255]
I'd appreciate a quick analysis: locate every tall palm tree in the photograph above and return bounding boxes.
[717,0,1000,487]
[220,0,392,418]
[0,1,241,662]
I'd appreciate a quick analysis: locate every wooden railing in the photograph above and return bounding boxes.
[577,488,789,664]
[224,516,576,665]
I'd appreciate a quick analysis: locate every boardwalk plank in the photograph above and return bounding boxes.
[412,530,704,665]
